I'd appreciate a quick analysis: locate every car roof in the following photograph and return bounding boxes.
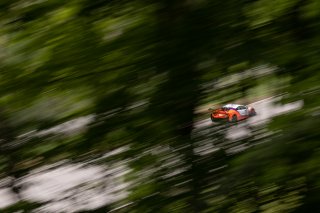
[223,104,243,108]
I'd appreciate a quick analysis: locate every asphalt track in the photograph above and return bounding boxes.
[195,97,303,139]
[193,97,303,155]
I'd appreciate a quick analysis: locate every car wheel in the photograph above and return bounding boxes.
[231,115,237,122]
[249,111,256,116]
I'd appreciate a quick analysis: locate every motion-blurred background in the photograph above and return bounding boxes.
[0,0,319,212]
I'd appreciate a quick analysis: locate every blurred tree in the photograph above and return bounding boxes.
[213,0,320,212]
[0,0,319,212]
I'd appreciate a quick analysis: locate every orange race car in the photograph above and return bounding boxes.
[209,104,256,123]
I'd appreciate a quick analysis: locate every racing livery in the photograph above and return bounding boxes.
[210,104,256,122]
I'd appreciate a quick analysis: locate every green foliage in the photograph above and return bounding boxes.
[1,201,43,213]
[0,0,319,212]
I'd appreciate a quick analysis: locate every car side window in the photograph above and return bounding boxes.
[237,106,245,110]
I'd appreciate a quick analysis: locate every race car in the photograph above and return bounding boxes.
[209,104,256,123]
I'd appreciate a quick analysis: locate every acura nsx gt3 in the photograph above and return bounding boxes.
[209,104,256,122]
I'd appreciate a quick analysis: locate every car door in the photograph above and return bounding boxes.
[236,106,249,117]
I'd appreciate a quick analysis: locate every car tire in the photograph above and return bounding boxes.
[231,115,237,122]
[249,111,256,116]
